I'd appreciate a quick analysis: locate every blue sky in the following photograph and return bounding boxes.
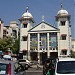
[0,0,74,38]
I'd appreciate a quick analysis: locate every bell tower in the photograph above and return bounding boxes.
[19,6,35,52]
[55,4,71,57]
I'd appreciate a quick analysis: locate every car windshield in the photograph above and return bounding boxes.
[0,63,7,74]
[57,61,75,74]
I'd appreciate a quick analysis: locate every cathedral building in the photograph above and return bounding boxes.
[19,5,72,63]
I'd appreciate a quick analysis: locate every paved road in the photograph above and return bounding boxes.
[25,71,43,75]
[25,65,43,75]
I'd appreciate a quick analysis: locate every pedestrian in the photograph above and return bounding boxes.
[47,60,54,75]
[43,61,49,75]
[46,69,50,75]
[36,57,41,69]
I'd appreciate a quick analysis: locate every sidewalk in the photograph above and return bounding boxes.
[31,64,43,69]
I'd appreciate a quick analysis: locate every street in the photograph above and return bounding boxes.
[25,65,43,75]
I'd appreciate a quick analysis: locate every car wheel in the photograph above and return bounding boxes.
[25,64,28,70]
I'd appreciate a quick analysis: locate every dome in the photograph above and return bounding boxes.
[3,27,7,30]
[57,4,68,16]
[22,12,33,18]
[10,21,18,24]
[57,9,68,15]
[22,6,33,18]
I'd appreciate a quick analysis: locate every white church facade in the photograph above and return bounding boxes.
[19,5,72,63]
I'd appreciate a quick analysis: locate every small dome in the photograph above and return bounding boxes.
[22,12,33,18]
[57,9,68,15]
[10,21,18,24]
[3,27,7,30]
[57,4,68,16]
[22,6,33,18]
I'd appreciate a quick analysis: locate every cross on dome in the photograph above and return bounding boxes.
[57,3,68,15]
[22,6,33,18]
[61,3,64,9]
[26,6,29,12]
[42,16,45,21]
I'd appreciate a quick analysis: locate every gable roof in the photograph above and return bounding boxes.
[28,21,59,32]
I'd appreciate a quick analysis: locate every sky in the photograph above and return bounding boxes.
[0,0,74,38]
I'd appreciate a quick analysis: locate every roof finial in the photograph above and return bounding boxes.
[61,3,64,9]
[42,16,44,21]
[26,6,29,12]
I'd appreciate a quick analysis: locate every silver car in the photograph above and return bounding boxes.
[0,59,26,75]
[18,59,32,67]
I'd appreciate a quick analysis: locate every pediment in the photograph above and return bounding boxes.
[29,22,58,32]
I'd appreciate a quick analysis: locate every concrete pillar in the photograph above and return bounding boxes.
[38,33,40,63]
[47,33,49,58]
[20,24,22,52]
[28,33,30,60]
[57,32,60,57]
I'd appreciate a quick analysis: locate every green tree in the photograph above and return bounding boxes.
[12,37,20,54]
[0,36,13,52]
[0,35,20,54]
[70,50,75,58]
[0,38,6,51]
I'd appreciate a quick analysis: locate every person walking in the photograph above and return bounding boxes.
[46,60,54,75]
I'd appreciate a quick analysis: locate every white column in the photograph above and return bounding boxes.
[28,33,30,60]
[38,33,40,52]
[67,21,71,56]
[20,24,22,52]
[0,21,3,39]
[38,33,40,63]
[47,33,49,58]
[16,27,18,39]
[57,32,60,57]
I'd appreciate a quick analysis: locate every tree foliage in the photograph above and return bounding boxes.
[0,36,13,52]
[70,50,75,58]
[0,36,20,54]
[13,37,20,54]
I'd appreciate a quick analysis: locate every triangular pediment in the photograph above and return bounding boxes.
[29,21,59,32]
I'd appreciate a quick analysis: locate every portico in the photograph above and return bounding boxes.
[27,21,59,63]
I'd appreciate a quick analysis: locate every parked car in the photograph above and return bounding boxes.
[3,55,12,60]
[55,57,75,75]
[18,59,32,67]
[0,59,26,75]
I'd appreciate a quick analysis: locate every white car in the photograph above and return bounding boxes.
[18,59,32,67]
[3,55,12,60]
[55,57,75,75]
